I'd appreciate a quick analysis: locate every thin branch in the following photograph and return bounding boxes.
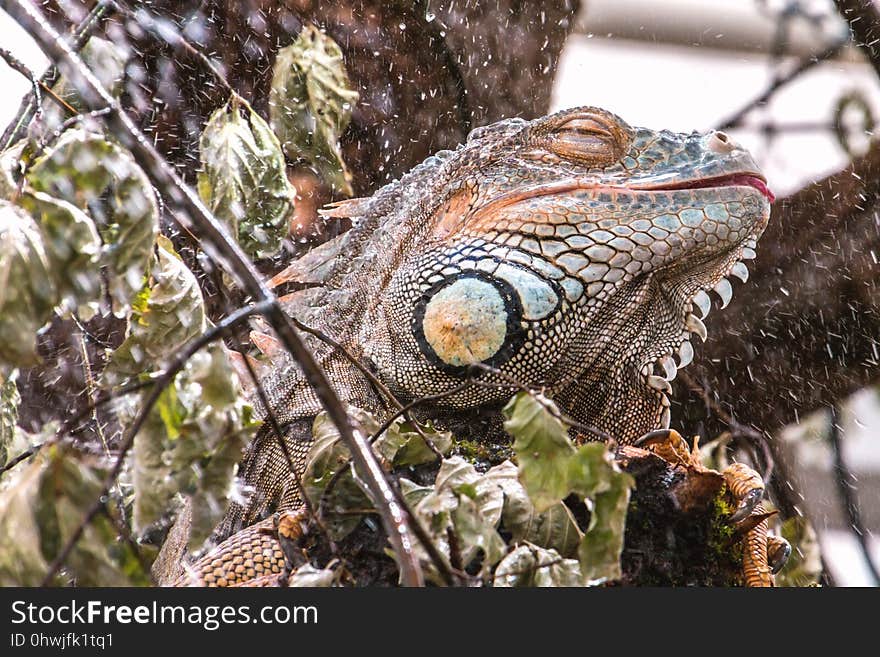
[0,46,42,117]
[0,378,153,479]
[101,506,155,585]
[114,2,238,99]
[1,0,422,587]
[367,381,473,447]
[677,371,774,482]
[469,362,615,442]
[717,35,849,130]
[33,106,112,155]
[234,346,339,556]
[0,45,78,118]
[828,404,880,586]
[287,316,445,454]
[1,0,114,150]
[287,316,403,412]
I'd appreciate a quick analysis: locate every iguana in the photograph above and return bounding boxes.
[172,106,788,587]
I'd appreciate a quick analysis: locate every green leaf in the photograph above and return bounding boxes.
[493,544,584,587]
[502,391,576,512]
[576,464,632,584]
[399,478,434,507]
[0,445,149,586]
[0,200,57,367]
[302,409,377,540]
[503,392,634,584]
[269,25,359,195]
[17,190,101,317]
[103,237,206,387]
[484,460,582,558]
[0,444,51,585]
[198,97,294,259]
[27,130,158,315]
[40,37,126,135]
[412,456,506,580]
[130,342,257,547]
[100,240,253,546]
[373,420,452,467]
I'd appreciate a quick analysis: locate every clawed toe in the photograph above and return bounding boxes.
[729,487,763,524]
[723,462,765,524]
[767,535,792,575]
[633,428,676,448]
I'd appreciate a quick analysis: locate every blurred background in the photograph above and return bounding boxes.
[1,0,877,585]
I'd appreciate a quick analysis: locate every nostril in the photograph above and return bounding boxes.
[708,130,735,153]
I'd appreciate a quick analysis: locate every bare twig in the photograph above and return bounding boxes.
[0,378,153,479]
[828,404,880,585]
[101,506,155,585]
[0,45,79,118]
[286,316,403,412]
[33,106,112,155]
[717,35,849,130]
[1,0,114,150]
[115,2,238,99]
[2,0,423,587]
[0,46,42,117]
[469,362,615,442]
[677,371,773,482]
[234,346,339,556]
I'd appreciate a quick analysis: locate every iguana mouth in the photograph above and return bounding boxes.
[634,172,775,203]
[472,172,774,222]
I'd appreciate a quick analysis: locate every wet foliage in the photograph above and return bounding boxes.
[300,395,630,586]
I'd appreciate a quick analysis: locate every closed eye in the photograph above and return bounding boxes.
[547,114,626,166]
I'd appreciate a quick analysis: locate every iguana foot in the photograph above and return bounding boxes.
[635,429,788,587]
[723,462,764,523]
[174,510,307,587]
[767,534,792,575]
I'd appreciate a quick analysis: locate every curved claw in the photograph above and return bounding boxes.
[633,429,675,448]
[729,487,764,524]
[768,535,792,575]
[723,462,765,524]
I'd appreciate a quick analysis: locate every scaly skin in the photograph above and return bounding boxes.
[175,107,778,586]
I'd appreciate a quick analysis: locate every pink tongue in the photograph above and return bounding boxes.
[735,175,775,203]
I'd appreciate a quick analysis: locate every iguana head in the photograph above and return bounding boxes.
[333,107,773,442]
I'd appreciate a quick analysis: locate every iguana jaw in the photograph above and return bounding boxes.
[638,229,763,429]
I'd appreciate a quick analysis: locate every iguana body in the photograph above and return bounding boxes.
[176,107,777,586]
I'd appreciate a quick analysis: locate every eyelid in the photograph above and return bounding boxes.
[556,117,614,139]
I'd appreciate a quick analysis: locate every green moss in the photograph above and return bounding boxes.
[706,485,744,584]
[452,438,513,470]
[619,462,745,586]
